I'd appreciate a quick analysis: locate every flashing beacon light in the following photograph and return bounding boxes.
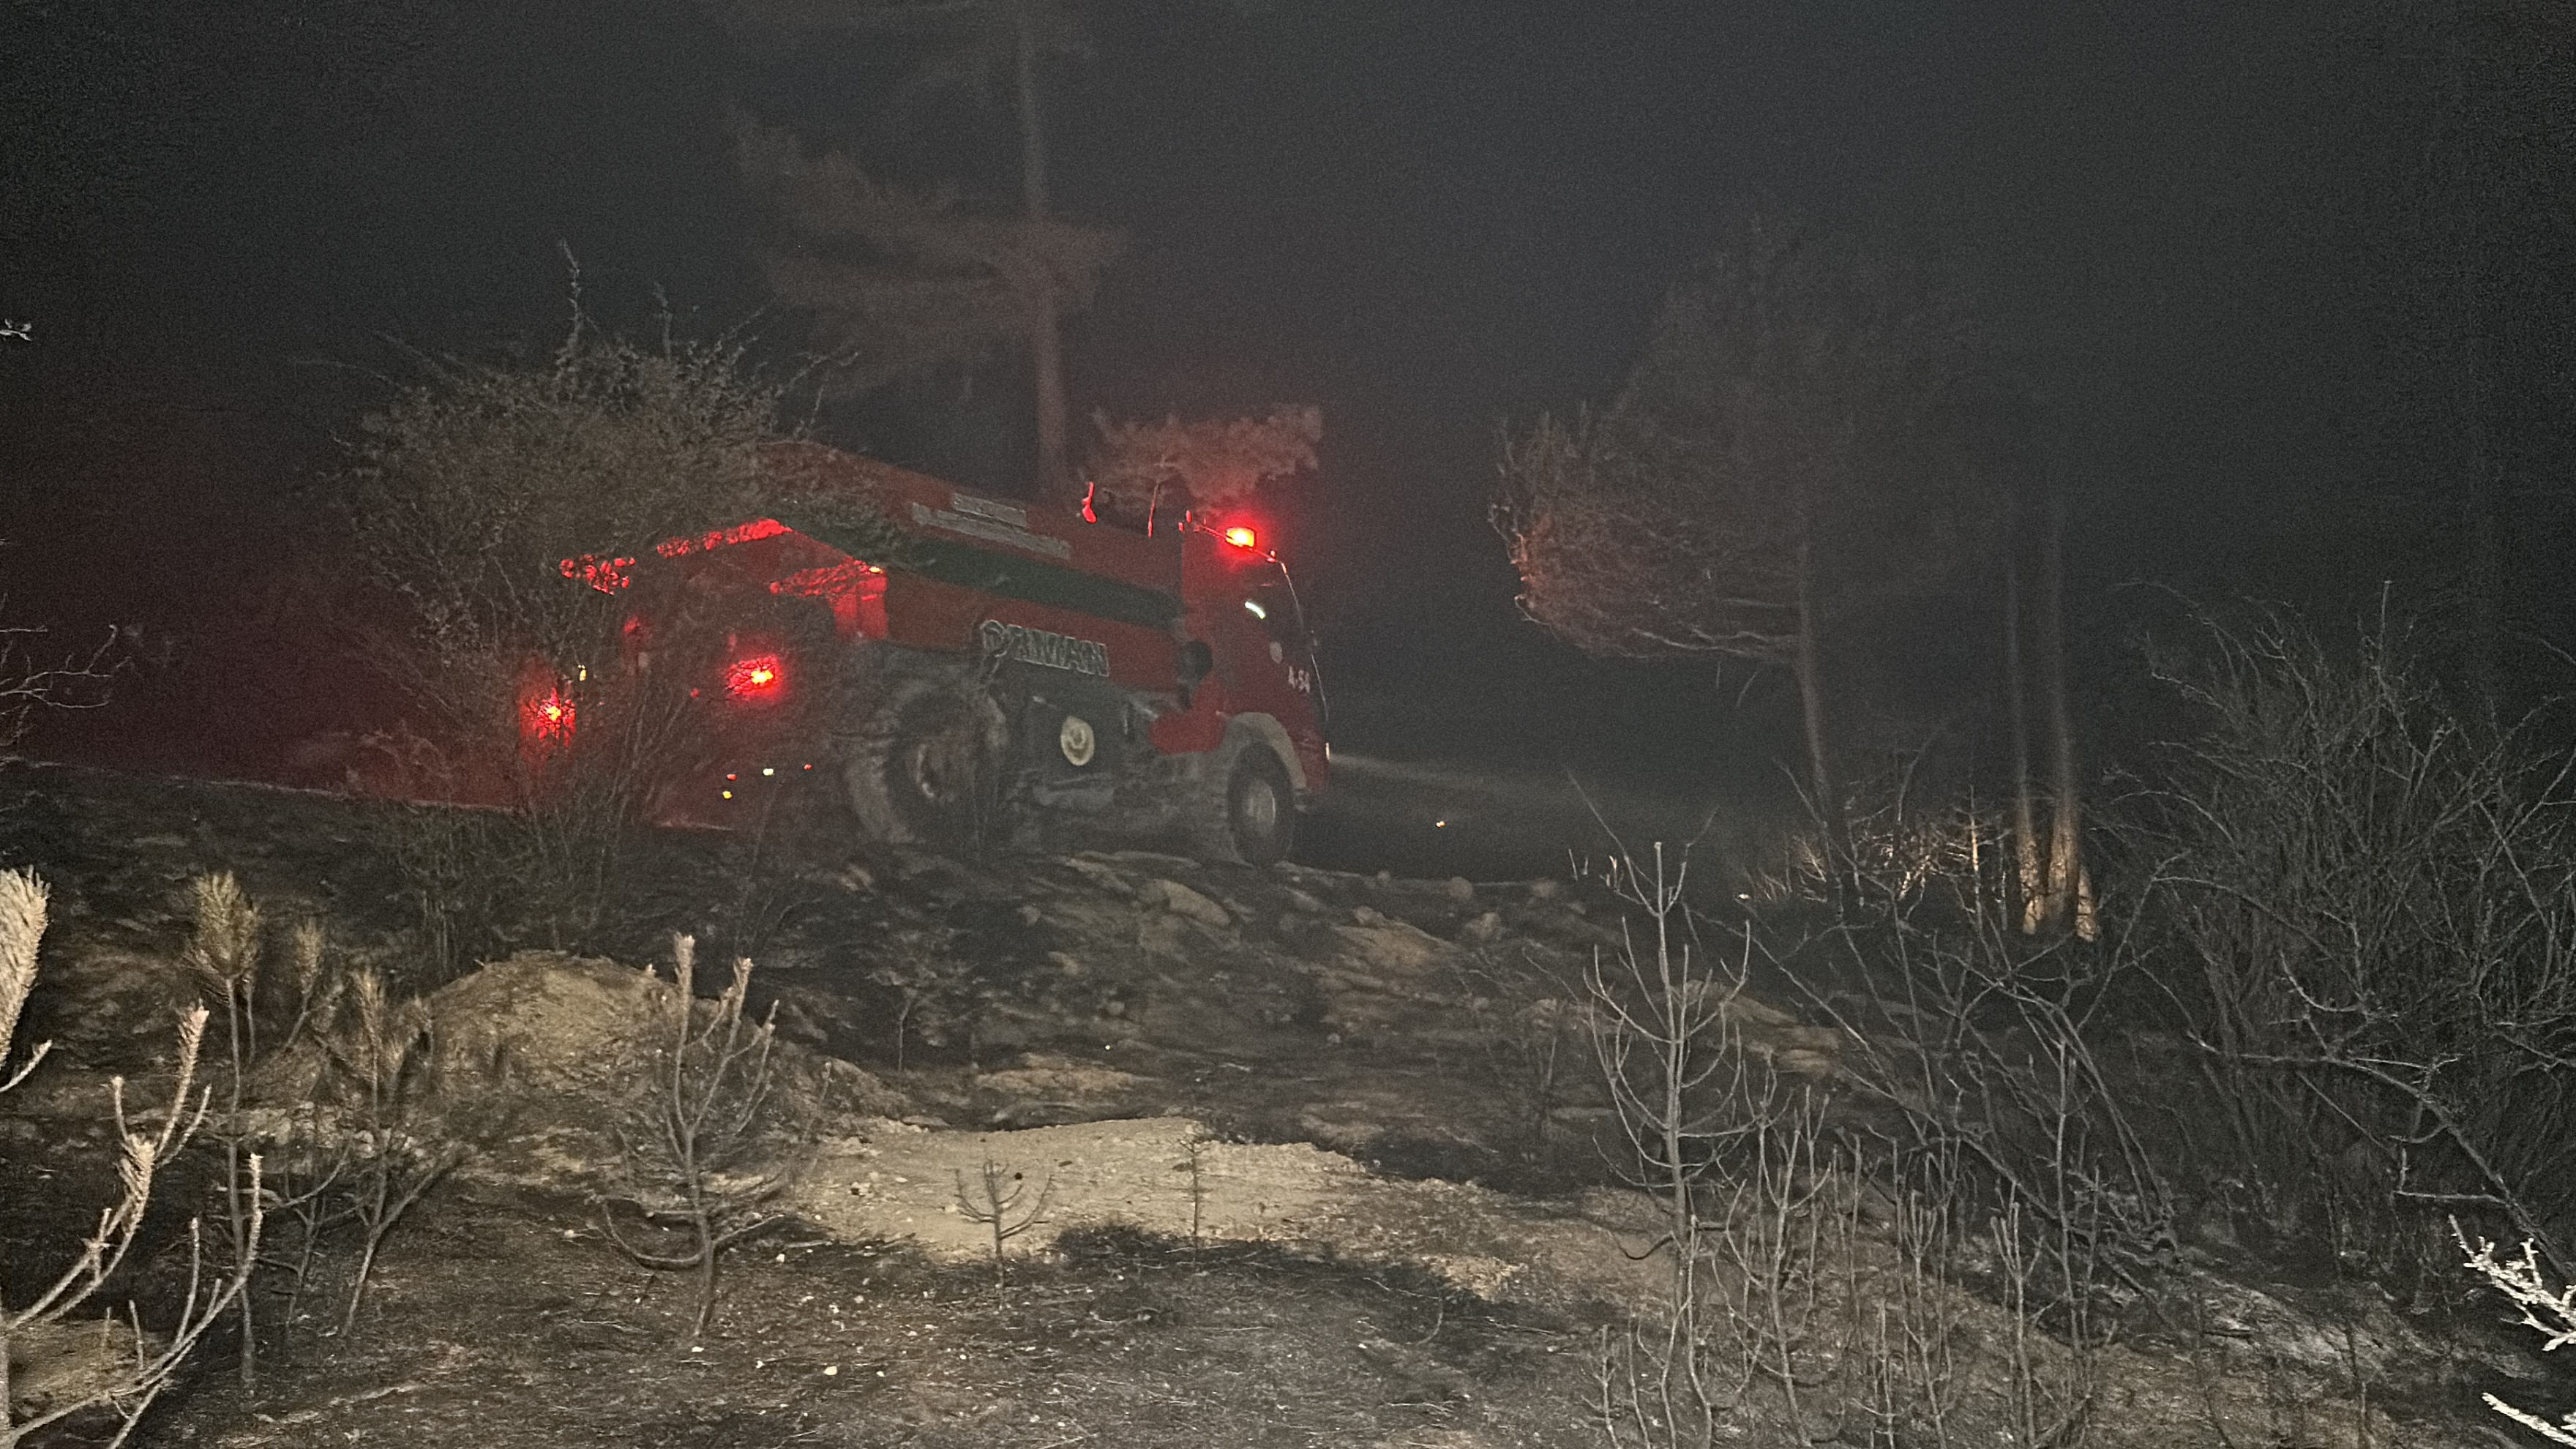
[1222,525,1259,552]
[523,686,576,746]
[726,654,784,700]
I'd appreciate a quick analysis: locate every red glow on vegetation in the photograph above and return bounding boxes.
[1222,525,1259,551]
[560,554,635,594]
[726,654,784,700]
[769,560,886,594]
[656,518,790,560]
[771,561,890,639]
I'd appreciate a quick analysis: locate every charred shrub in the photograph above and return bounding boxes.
[2141,616,2576,1284]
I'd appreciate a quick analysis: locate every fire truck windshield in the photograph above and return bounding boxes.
[1243,574,1306,651]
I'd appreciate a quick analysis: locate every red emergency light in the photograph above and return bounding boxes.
[726,654,784,700]
[1222,525,1259,552]
[523,686,576,744]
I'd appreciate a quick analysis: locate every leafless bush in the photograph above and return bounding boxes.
[1452,945,1585,1160]
[344,315,785,956]
[2144,615,2576,1279]
[0,619,122,760]
[1584,843,1877,1445]
[603,935,788,1343]
[866,926,978,1072]
[344,316,776,733]
[1756,789,2158,1448]
[376,790,523,981]
[1802,875,2175,1297]
[0,868,260,1448]
[1584,841,2119,1447]
[1858,1151,1975,1448]
[370,684,708,969]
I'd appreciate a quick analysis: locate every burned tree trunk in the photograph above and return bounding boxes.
[1013,0,1073,503]
[2034,491,2092,939]
[2004,555,2045,933]
[1791,538,1848,876]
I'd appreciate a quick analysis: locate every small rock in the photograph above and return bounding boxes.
[1061,858,1135,896]
[1351,905,1385,925]
[1528,878,1560,900]
[1445,877,1475,903]
[1283,887,1328,913]
[1459,910,1502,945]
[1144,878,1232,929]
[1017,903,1044,926]
[770,996,832,1047]
[2191,1213,2243,1255]
[1770,1048,1838,1079]
[989,1100,1086,1129]
[1719,995,1797,1030]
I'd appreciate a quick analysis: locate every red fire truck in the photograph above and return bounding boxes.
[539,442,1328,865]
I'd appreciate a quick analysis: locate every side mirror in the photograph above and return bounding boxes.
[1177,638,1213,708]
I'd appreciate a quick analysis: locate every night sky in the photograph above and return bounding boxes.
[4,0,2561,796]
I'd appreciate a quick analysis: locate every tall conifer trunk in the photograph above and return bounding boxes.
[2004,554,2045,933]
[2438,19,2503,711]
[1011,0,1071,501]
[1792,538,1847,879]
[2037,490,2086,935]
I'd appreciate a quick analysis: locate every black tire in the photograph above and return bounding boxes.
[1221,745,1296,866]
[881,688,1004,853]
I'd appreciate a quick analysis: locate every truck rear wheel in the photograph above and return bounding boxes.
[879,687,1005,853]
[1221,745,1295,866]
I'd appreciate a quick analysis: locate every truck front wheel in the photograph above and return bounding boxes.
[1221,745,1295,866]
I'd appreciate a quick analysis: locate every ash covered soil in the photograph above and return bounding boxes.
[0,763,2542,1448]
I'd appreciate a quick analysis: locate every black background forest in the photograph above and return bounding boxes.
[6,0,2573,810]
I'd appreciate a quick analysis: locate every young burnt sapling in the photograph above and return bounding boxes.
[2460,1226,2576,1446]
[179,872,263,1387]
[602,934,789,1343]
[323,967,461,1336]
[954,1158,1054,1292]
[0,868,261,1449]
[1175,1133,1212,1262]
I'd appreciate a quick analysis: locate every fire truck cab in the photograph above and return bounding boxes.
[547,443,1328,865]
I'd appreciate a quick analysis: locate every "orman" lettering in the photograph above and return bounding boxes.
[978,619,1110,677]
